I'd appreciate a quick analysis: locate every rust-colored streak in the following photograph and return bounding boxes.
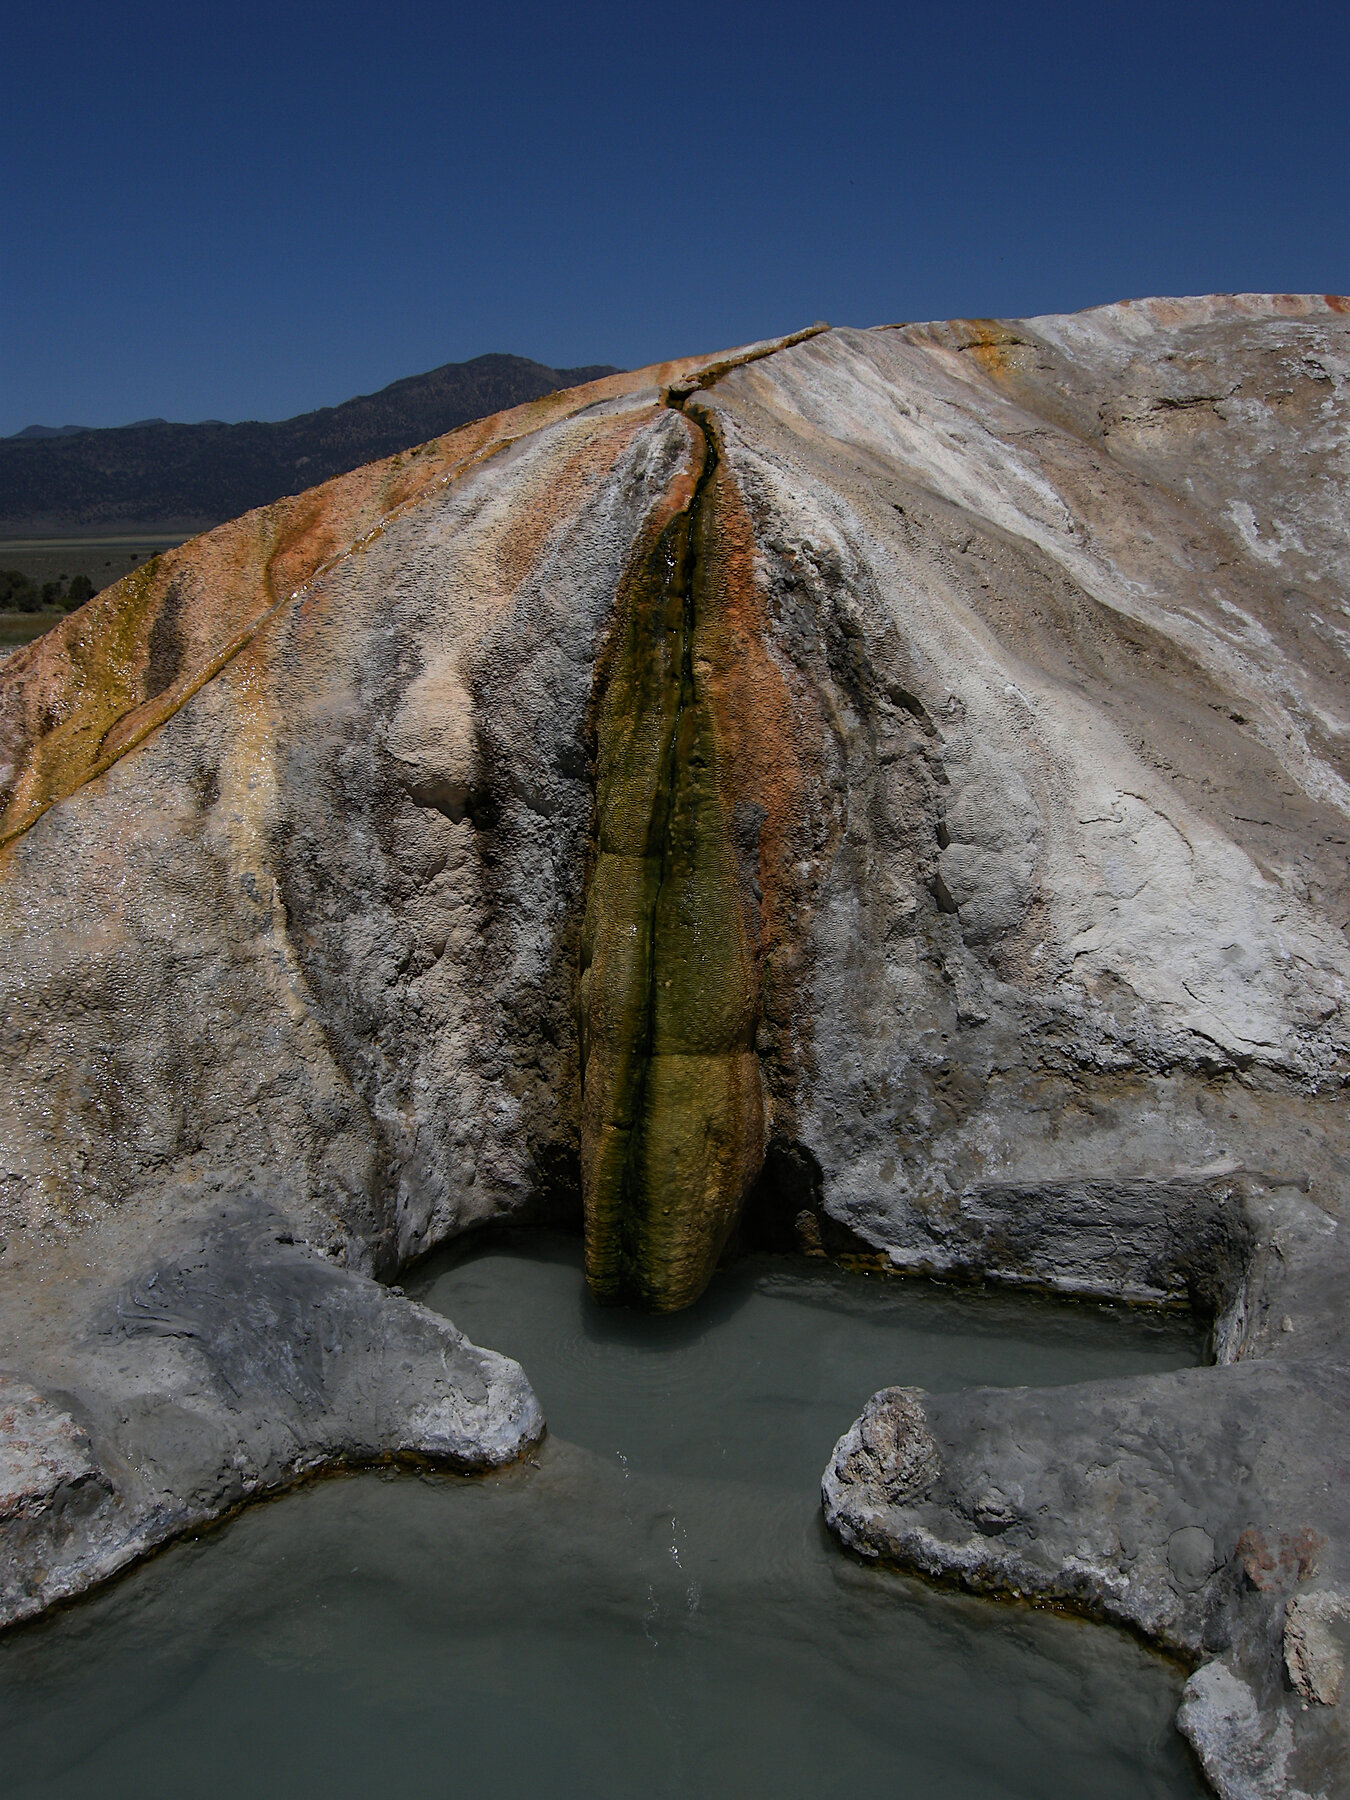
[0,355,727,853]
[687,407,828,1128]
[695,431,807,969]
[0,452,469,851]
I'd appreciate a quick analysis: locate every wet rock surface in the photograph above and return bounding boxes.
[1,297,1348,1794]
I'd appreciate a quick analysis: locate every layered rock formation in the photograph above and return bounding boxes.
[2,295,1348,1795]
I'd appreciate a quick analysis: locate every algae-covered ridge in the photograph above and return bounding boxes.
[578,407,765,1311]
[0,324,827,1310]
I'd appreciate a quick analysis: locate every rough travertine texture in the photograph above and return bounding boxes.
[1,298,1348,1795]
[579,408,768,1308]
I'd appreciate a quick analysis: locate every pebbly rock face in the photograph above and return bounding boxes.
[1,296,1349,1794]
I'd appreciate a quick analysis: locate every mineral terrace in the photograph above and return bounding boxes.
[1,295,1347,1798]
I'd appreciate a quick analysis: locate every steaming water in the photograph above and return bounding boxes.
[0,1231,1205,1798]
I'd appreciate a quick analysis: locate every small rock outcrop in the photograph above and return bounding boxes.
[1,296,1349,1795]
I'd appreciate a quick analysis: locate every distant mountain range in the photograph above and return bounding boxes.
[9,424,105,440]
[0,354,619,533]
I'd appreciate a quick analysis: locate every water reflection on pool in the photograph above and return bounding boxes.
[0,1231,1206,1799]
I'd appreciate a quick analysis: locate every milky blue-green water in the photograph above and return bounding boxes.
[0,1232,1205,1799]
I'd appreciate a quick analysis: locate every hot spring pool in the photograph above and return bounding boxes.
[0,1231,1207,1798]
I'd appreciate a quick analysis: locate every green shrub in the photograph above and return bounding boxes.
[0,569,42,613]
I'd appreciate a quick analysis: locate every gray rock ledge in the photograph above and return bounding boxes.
[823,1180,1350,1800]
[0,1187,542,1631]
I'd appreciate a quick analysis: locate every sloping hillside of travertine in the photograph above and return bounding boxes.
[2,298,1348,1797]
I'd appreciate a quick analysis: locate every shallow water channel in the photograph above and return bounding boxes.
[1,1231,1207,1799]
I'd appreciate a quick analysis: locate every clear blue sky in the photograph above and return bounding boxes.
[3,0,1346,436]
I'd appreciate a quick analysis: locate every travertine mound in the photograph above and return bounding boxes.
[2,297,1348,1795]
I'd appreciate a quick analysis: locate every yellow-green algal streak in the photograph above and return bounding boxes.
[579,430,763,1311]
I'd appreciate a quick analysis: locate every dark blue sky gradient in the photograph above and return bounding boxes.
[3,0,1346,435]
